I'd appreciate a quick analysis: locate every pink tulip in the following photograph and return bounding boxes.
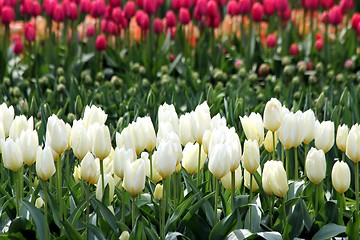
[95,34,107,51]
[153,17,164,34]
[251,3,263,22]
[166,10,177,28]
[24,22,36,42]
[179,7,190,25]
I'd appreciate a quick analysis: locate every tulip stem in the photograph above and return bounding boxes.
[281,147,285,166]
[85,182,90,239]
[269,195,273,228]
[56,159,63,221]
[132,195,136,230]
[231,171,236,212]
[197,144,202,187]
[249,174,253,231]
[42,180,49,240]
[28,165,34,203]
[121,187,126,224]
[339,193,344,223]
[272,131,276,160]
[342,152,345,162]
[294,147,298,180]
[315,184,319,218]
[100,159,105,196]
[15,170,21,217]
[285,150,290,180]
[160,178,167,240]
[355,162,359,229]
[282,197,287,232]
[149,152,153,182]
[214,178,219,225]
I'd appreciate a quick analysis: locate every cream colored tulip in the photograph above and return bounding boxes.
[264,131,278,153]
[89,123,111,160]
[35,197,44,208]
[240,112,264,145]
[263,160,288,198]
[122,159,146,196]
[83,105,107,128]
[263,98,282,132]
[154,184,163,200]
[0,103,15,136]
[315,121,334,153]
[96,174,115,203]
[182,142,207,174]
[158,103,179,134]
[9,115,33,140]
[18,129,38,166]
[336,124,349,153]
[278,112,305,149]
[81,152,99,185]
[113,147,135,179]
[191,102,211,144]
[36,146,56,181]
[1,138,23,172]
[46,114,69,156]
[221,165,242,191]
[208,143,231,179]
[73,166,81,183]
[331,161,350,194]
[242,140,260,174]
[302,109,316,144]
[179,113,195,146]
[346,124,360,163]
[154,137,182,179]
[305,148,326,185]
[70,120,91,160]
[119,231,130,240]
[244,167,260,191]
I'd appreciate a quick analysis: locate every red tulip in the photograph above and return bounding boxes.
[314,39,323,51]
[306,61,313,70]
[1,6,15,24]
[320,0,333,9]
[32,1,41,16]
[195,0,207,16]
[13,40,24,55]
[53,4,65,22]
[136,10,149,30]
[320,11,328,23]
[153,17,164,34]
[86,25,95,36]
[207,12,220,28]
[277,6,291,21]
[340,0,353,14]
[180,0,192,8]
[136,0,143,8]
[263,0,275,15]
[124,1,136,19]
[304,0,319,10]
[62,0,71,17]
[351,13,360,30]
[227,0,239,16]
[109,0,120,7]
[238,0,251,14]
[170,53,175,62]
[171,0,180,10]
[80,0,91,13]
[258,63,270,76]
[207,0,218,18]
[275,0,288,12]
[95,34,107,51]
[69,2,78,20]
[112,7,123,24]
[44,0,57,17]
[266,34,276,48]
[90,0,106,18]
[3,0,16,7]
[24,22,36,41]
[20,0,33,15]
[289,43,299,56]
[179,7,190,25]
[251,3,263,22]
[102,20,118,35]
[144,0,157,14]
[328,6,342,26]
[166,10,177,28]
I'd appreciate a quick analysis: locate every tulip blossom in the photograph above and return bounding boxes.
[315,120,334,153]
[331,161,350,194]
[9,115,33,140]
[336,124,349,152]
[302,109,316,144]
[240,112,264,146]
[264,131,278,153]
[346,124,360,163]
[158,103,179,134]
[46,114,70,156]
[262,160,288,197]
[36,146,56,181]
[182,142,207,174]
[263,98,282,132]
[122,159,146,196]
[81,152,99,185]
[96,174,115,203]
[305,148,326,185]
[18,129,38,166]
[1,138,23,172]
[191,101,211,144]
[208,143,231,179]
[154,184,163,200]
[0,103,15,137]
[113,147,135,179]
[242,140,260,174]
[221,165,242,191]
[244,167,261,191]
[89,123,111,161]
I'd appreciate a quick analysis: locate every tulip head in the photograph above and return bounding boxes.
[240,112,264,145]
[1,138,23,172]
[182,142,207,174]
[70,120,91,160]
[263,98,282,132]
[36,146,56,181]
[9,115,33,140]
[336,124,349,153]
[179,112,195,146]
[221,165,242,191]
[0,103,15,136]
[264,130,278,153]
[96,174,115,205]
[305,147,326,185]
[208,143,231,179]
[154,183,163,200]
[315,120,334,153]
[122,159,146,196]
[331,161,350,194]
[83,105,107,128]
[242,139,260,174]
[81,152,100,185]
[346,124,360,163]
[191,101,211,144]
[89,123,112,161]
[262,160,288,198]
[46,114,69,156]
[18,129,38,166]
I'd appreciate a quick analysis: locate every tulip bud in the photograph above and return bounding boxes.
[182,142,207,174]
[158,103,179,134]
[70,120,91,160]
[81,152,99,184]
[208,143,231,179]
[96,174,115,204]
[122,159,146,196]
[9,115,33,140]
[35,196,44,208]
[45,114,69,156]
[1,138,23,172]
[191,102,211,144]
[262,160,288,197]
[266,34,277,48]
[24,22,36,42]
[95,34,107,51]
[154,184,163,200]
[240,112,264,146]
[227,0,239,16]
[73,165,81,183]
[244,167,260,191]
[264,131,278,153]
[305,148,326,185]
[239,0,251,14]
[315,120,334,153]
[346,124,360,163]
[302,109,316,144]
[165,10,177,28]
[328,6,342,26]
[154,18,164,34]
[278,111,305,149]
[144,0,157,14]
[179,8,190,25]
[336,124,349,152]
[18,129,38,166]
[140,116,157,152]
[124,1,135,19]
[264,0,275,15]
[242,140,260,174]
[331,161,350,194]
[113,147,135,179]
[0,103,15,137]
[221,165,242,191]
[263,98,282,132]
[119,231,130,240]
[1,6,15,24]
[36,146,56,181]
[251,3,264,22]
[89,123,111,161]
[289,43,299,56]
[179,113,195,146]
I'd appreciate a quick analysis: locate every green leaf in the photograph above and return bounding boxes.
[62,220,82,240]
[84,223,106,240]
[21,200,49,240]
[311,223,346,240]
[257,232,283,240]
[91,198,118,233]
[226,229,252,240]
[209,210,238,240]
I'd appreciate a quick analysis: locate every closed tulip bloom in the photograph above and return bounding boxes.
[158,103,179,134]
[336,124,349,152]
[154,138,182,179]
[73,166,81,183]
[221,165,242,191]
[36,146,56,181]
[208,126,230,155]
[0,125,4,148]
[191,102,211,144]
[346,124,360,163]
[264,130,278,153]
[179,113,195,146]
[123,159,146,196]
[70,120,91,160]
[154,183,163,200]
[262,160,276,195]
[278,112,304,149]
[9,115,33,140]
[139,116,157,152]
[240,112,264,146]
[208,143,231,179]
[143,153,162,183]
[264,160,288,198]
[228,128,242,172]
[1,138,23,172]
[96,174,115,203]
[0,103,15,136]
[83,105,107,128]
[244,167,261,191]
[81,152,99,185]
[182,142,207,174]
[263,98,282,132]
[251,3,264,22]
[242,140,260,174]
[315,120,334,153]
[305,148,326,185]
[89,123,111,160]
[302,109,316,144]
[113,147,135,179]
[119,231,130,240]
[35,197,44,208]
[202,130,211,154]
[46,114,69,156]
[331,161,350,194]
[18,129,38,166]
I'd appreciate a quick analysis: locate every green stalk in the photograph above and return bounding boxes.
[282,147,285,166]
[56,159,63,221]
[43,180,49,240]
[286,149,290,180]
[315,184,319,218]
[355,162,359,229]
[282,198,287,232]
[28,165,34,202]
[231,171,236,212]
[121,187,126,224]
[269,195,273,227]
[15,170,21,217]
[85,182,90,239]
[339,193,344,223]
[214,179,219,225]
[149,151,153,182]
[294,147,298,180]
[249,174,253,231]
[342,152,345,162]
[197,144,202,186]
[132,195,136,230]
[304,144,309,181]
[160,178,167,240]
[272,131,276,160]
[100,159,105,194]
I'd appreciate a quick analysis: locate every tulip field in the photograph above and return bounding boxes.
[1,0,360,239]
